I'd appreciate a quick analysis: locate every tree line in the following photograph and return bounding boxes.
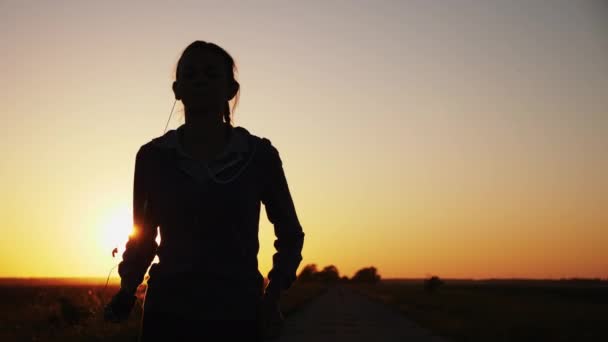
[296,264,381,284]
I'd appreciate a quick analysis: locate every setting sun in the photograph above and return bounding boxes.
[100,206,133,257]
[99,205,162,266]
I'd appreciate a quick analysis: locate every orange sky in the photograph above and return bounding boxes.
[1,0,607,280]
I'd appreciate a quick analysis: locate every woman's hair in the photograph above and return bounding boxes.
[175,40,240,126]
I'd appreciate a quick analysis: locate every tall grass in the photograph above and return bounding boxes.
[0,280,327,341]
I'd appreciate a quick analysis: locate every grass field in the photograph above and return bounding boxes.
[347,279,608,342]
[0,278,327,341]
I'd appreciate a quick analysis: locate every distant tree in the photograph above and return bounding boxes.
[297,264,319,282]
[424,275,444,293]
[318,265,340,283]
[340,276,350,282]
[351,266,381,284]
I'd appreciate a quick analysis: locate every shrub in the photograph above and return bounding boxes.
[423,275,444,293]
[351,267,381,284]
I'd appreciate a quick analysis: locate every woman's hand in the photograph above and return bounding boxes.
[103,289,137,323]
[257,292,284,340]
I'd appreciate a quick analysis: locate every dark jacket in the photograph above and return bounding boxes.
[117,124,305,319]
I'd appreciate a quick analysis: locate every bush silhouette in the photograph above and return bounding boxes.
[318,265,340,283]
[351,266,381,284]
[424,275,444,293]
[298,264,382,284]
[297,264,319,282]
[297,264,343,283]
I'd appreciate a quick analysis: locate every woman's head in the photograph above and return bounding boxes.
[172,41,240,126]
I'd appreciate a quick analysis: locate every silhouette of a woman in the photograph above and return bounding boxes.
[103,40,305,341]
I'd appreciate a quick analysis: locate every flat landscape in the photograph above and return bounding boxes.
[1,278,606,341]
[349,278,608,341]
[0,278,326,341]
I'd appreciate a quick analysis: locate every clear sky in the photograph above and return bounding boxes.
[1,0,606,280]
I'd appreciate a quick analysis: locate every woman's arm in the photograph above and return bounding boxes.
[117,145,159,296]
[260,139,305,298]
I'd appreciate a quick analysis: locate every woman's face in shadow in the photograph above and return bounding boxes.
[174,49,232,116]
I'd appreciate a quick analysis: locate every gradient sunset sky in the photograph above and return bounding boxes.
[1,0,606,280]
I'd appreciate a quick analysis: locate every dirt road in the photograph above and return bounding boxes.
[277,285,448,342]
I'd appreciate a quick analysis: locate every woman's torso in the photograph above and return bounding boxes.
[141,124,268,320]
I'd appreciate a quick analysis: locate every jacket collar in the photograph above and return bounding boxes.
[149,123,255,185]
[150,123,250,160]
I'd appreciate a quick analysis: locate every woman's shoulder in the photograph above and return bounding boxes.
[228,126,283,172]
[240,127,280,159]
[225,125,280,158]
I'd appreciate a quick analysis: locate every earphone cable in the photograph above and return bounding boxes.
[163,99,177,134]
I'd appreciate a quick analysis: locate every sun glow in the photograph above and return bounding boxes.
[101,206,135,258]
